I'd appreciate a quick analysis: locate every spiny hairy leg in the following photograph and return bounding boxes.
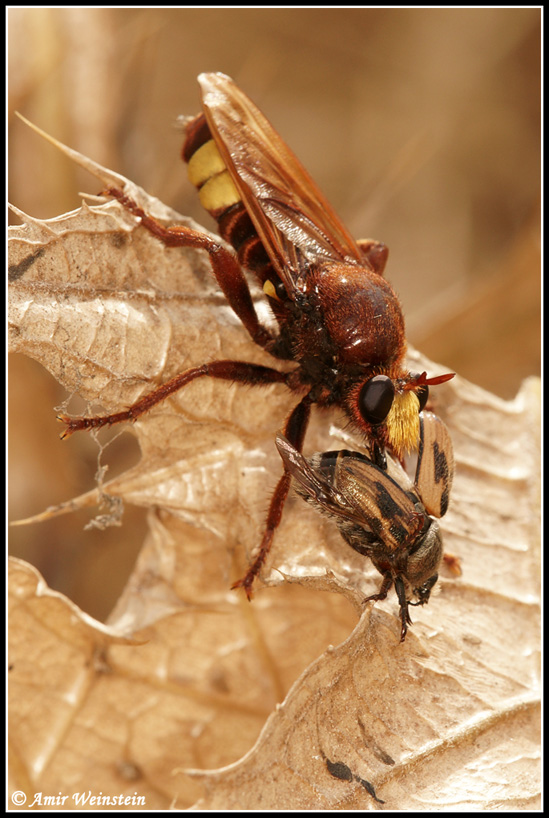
[232,395,312,598]
[105,187,274,350]
[59,361,288,438]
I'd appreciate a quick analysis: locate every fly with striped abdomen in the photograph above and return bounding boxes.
[276,412,454,641]
[59,73,454,599]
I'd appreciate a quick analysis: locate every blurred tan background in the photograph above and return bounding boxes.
[8,8,540,618]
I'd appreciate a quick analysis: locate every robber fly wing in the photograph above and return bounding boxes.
[199,73,363,298]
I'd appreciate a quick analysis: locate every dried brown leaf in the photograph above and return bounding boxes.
[8,138,540,810]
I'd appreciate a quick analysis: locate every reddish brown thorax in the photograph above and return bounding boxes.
[312,263,405,367]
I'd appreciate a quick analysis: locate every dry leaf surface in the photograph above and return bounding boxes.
[8,146,540,810]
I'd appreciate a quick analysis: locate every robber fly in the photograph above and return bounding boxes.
[59,73,453,597]
[276,412,454,641]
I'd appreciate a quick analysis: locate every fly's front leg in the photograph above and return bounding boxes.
[363,573,393,606]
[59,362,288,437]
[106,187,273,350]
[233,395,312,600]
[364,574,411,642]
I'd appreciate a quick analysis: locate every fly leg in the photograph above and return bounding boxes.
[394,575,413,642]
[106,187,274,351]
[59,361,288,437]
[232,395,312,599]
[58,184,287,436]
[364,574,411,642]
[363,573,393,606]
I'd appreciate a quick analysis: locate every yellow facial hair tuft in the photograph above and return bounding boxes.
[386,390,421,457]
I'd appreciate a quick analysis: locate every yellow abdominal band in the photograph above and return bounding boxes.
[187,140,240,212]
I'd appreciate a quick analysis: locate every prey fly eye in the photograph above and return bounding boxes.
[409,371,429,412]
[358,375,395,426]
[417,384,429,412]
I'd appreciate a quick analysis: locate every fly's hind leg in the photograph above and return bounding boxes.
[106,187,274,351]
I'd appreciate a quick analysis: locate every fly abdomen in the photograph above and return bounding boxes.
[184,115,240,217]
[183,113,278,290]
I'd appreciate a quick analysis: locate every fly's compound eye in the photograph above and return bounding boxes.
[417,384,429,412]
[409,371,429,412]
[358,375,395,426]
